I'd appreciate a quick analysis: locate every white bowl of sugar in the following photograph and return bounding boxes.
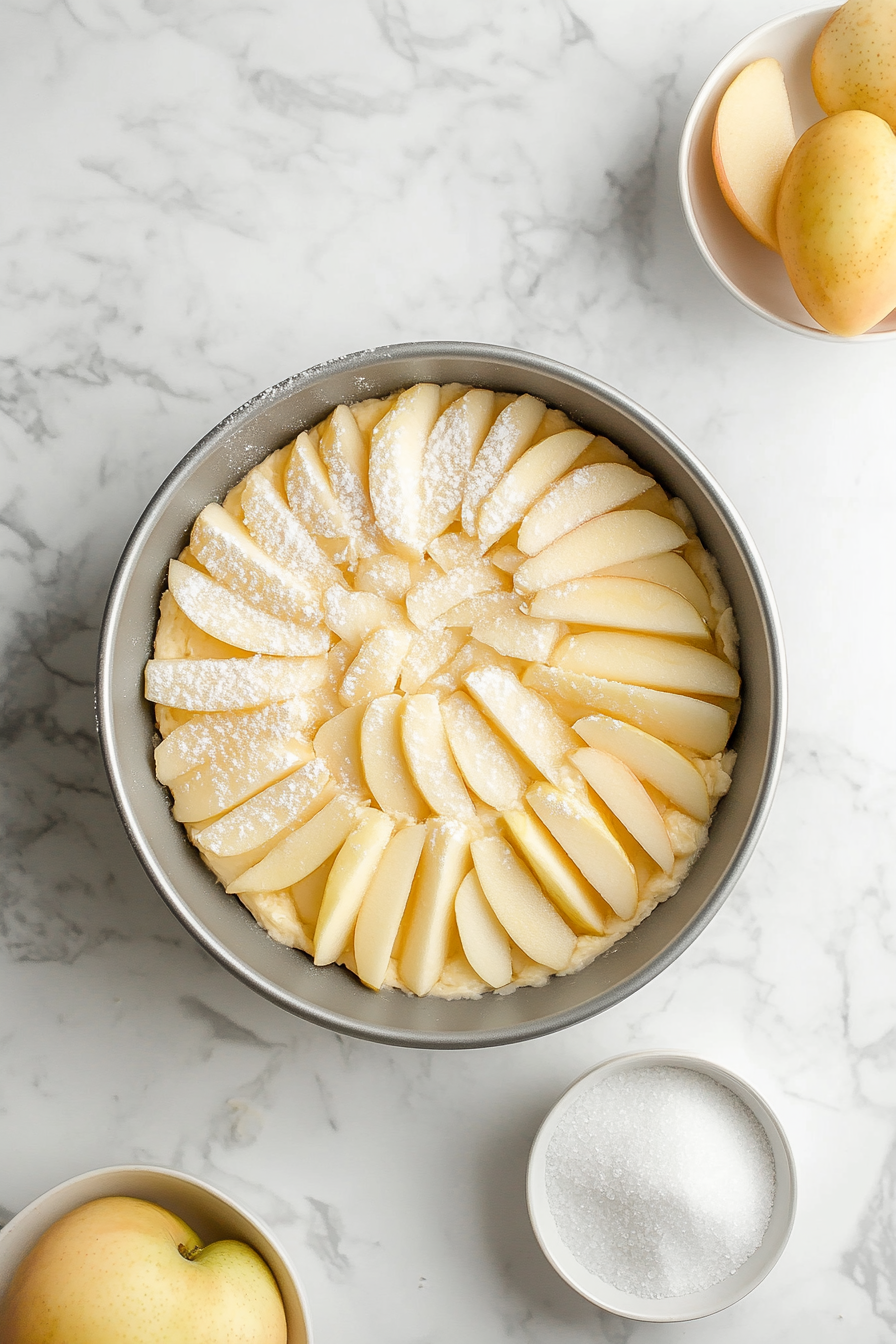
[527,1051,796,1321]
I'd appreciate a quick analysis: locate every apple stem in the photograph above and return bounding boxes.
[177,1242,202,1262]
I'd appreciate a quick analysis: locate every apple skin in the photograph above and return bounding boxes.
[0,1195,287,1344]
[812,0,896,132]
[776,109,896,335]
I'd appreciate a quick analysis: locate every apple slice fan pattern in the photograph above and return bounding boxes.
[144,384,740,999]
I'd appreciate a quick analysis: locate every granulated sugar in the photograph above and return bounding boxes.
[544,1065,776,1298]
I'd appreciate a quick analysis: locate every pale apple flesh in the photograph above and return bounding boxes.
[0,1196,287,1344]
[712,57,796,251]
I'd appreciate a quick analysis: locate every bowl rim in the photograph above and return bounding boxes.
[678,3,896,344]
[96,340,787,1049]
[526,1049,798,1321]
[0,1163,312,1342]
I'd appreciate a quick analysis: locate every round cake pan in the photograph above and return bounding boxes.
[96,341,786,1049]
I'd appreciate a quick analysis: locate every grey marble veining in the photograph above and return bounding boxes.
[2,0,896,1339]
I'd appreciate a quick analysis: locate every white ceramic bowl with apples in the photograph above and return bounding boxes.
[0,1165,311,1343]
[679,4,896,341]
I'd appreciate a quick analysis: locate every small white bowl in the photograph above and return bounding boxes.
[0,1165,311,1343]
[679,5,896,341]
[527,1051,797,1322]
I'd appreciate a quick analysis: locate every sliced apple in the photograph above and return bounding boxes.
[552,630,741,698]
[192,757,334,856]
[144,654,327,712]
[240,471,345,594]
[502,804,609,934]
[313,809,395,965]
[470,835,576,971]
[369,383,442,556]
[355,553,412,602]
[522,664,730,756]
[153,589,249,662]
[463,664,578,787]
[323,585,407,644]
[516,462,652,555]
[154,699,305,785]
[339,626,414,707]
[526,782,639,921]
[399,819,472,995]
[284,430,350,540]
[419,389,497,544]
[313,703,368,797]
[529,576,709,640]
[598,552,713,625]
[405,561,506,630]
[169,734,313,824]
[514,512,687,596]
[571,747,674,873]
[426,531,483,573]
[399,627,466,694]
[440,690,529,811]
[359,694,428,822]
[227,792,365,892]
[712,57,795,252]
[439,591,519,629]
[472,609,560,662]
[461,394,546,535]
[190,504,321,623]
[291,854,336,928]
[454,870,513,988]
[573,714,710,820]
[167,560,328,657]
[489,544,525,574]
[476,428,594,550]
[353,823,427,989]
[400,694,477,822]
[319,404,380,559]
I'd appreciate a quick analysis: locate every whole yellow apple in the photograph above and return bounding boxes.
[776,109,896,335]
[812,0,896,132]
[0,1195,288,1344]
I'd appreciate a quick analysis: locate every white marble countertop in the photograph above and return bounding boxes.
[2,0,895,1339]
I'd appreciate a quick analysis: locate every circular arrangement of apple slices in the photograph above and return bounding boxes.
[145,384,739,999]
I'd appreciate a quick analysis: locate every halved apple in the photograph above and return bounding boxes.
[516,462,652,556]
[399,819,472,995]
[168,560,328,658]
[513,512,687,595]
[227,793,365,893]
[359,695,428,822]
[570,747,674,873]
[470,835,576,971]
[313,809,395,966]
[353,823,427,989]
[522,664,730,756]
[712,57,795,251]
[573,714,710,820]
[454,869,513,988]
[552,630,741,698]
[526,782,639,921]
[144,655,327,713]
